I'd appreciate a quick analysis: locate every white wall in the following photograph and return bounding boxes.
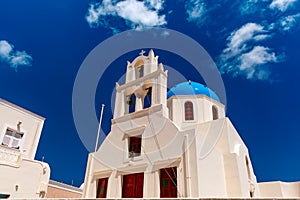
[167,95,225,128]
[0,99,44,159]
[0,99,50,198]
[0,159,50,198]
[259,181,300,197]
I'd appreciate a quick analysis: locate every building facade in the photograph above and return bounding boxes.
[83,50,300,198]
[46,180,82,198]
[0,98,50,198]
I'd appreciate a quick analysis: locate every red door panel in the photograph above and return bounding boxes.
[97,178,108,198]
[122,173,144,198]
[135,173,144,198]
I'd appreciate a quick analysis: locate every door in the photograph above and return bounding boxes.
[96,178,108,198]
[160,167,177,198]
[122,173,144,198]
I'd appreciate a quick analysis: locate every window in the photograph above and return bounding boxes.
[1,128,23,149]
[212,105,218,120]
[97,178,108,198]
[184,101,194,120]
[135,65,144,79]
[160,167,177,198]
[0,194,10,199]
[143,87,152,109]
[127,94,136,114]
[138,66,144,78]
[128,136,141,158]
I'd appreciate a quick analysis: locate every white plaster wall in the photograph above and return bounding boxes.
[184,136,199,197]
[0,159,50,198]
[0,99,50,198]
[258,181,283,197]
[223,153,243,196]
[94,106,180,169]
[281,182,300,197]
[167,96,225,128]
[223,118,258,197]
[197,149,227,197]
[192,118,258,198]
[0,100,44,160]
[202,98,225,121]
[258,181,300,197]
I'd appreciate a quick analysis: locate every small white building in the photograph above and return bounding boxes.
[83,50,300,198]
[0,98,50,198]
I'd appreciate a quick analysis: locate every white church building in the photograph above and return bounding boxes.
[83,50,300,198]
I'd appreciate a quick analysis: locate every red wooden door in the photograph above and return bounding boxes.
[160,167,177,198]
[135,173,144,197]
[122,173,144,198]
[96,178,108,198]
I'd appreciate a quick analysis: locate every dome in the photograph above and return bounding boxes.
[167,81,220,102]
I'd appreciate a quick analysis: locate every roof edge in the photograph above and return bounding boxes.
[0,98,45,121]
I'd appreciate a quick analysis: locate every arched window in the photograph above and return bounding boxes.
[184,101,194,120]
[139,65,144,78]
[212,105,218,120]
[143,87,152,109]
[134,60,144,79]
[128,94,136,113]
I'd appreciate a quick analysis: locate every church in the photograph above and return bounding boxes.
[82,50,300,198]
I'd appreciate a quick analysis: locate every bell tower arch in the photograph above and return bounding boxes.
[113,50,168,119]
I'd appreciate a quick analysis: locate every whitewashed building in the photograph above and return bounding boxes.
[83,50,300,198]
[0,99,50,198]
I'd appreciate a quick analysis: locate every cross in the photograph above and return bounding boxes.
[139,50,145,56]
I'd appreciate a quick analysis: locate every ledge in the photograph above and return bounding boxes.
[112,104,163,124]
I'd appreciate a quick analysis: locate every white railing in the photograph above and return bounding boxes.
[0,145,21,165]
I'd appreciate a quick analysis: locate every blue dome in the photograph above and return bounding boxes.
[167,81,220,102]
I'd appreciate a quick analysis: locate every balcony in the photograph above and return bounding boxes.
[0,145,21,166]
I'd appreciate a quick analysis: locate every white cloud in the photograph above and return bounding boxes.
[185,0,206,24]
[220,23,280,80]
[145,0,164,10]
[280,13,300,31]
[238,46,278,79]
[268,13,300,32]
[239,0,257,14]
[239,0,270,15]
[269,0,299,11]
[0,40,32,71]
[86,0,166,32]
[0,40,12,58]
[222,23,267,58]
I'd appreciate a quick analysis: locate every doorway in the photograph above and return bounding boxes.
[122,173,144,198]
[160,167,177,198]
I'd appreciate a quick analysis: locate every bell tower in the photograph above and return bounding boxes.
[113,50,168,118]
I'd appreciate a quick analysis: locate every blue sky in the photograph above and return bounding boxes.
[0,0,300,187]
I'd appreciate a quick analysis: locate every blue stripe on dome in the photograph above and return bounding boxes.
[167,81,220,102]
